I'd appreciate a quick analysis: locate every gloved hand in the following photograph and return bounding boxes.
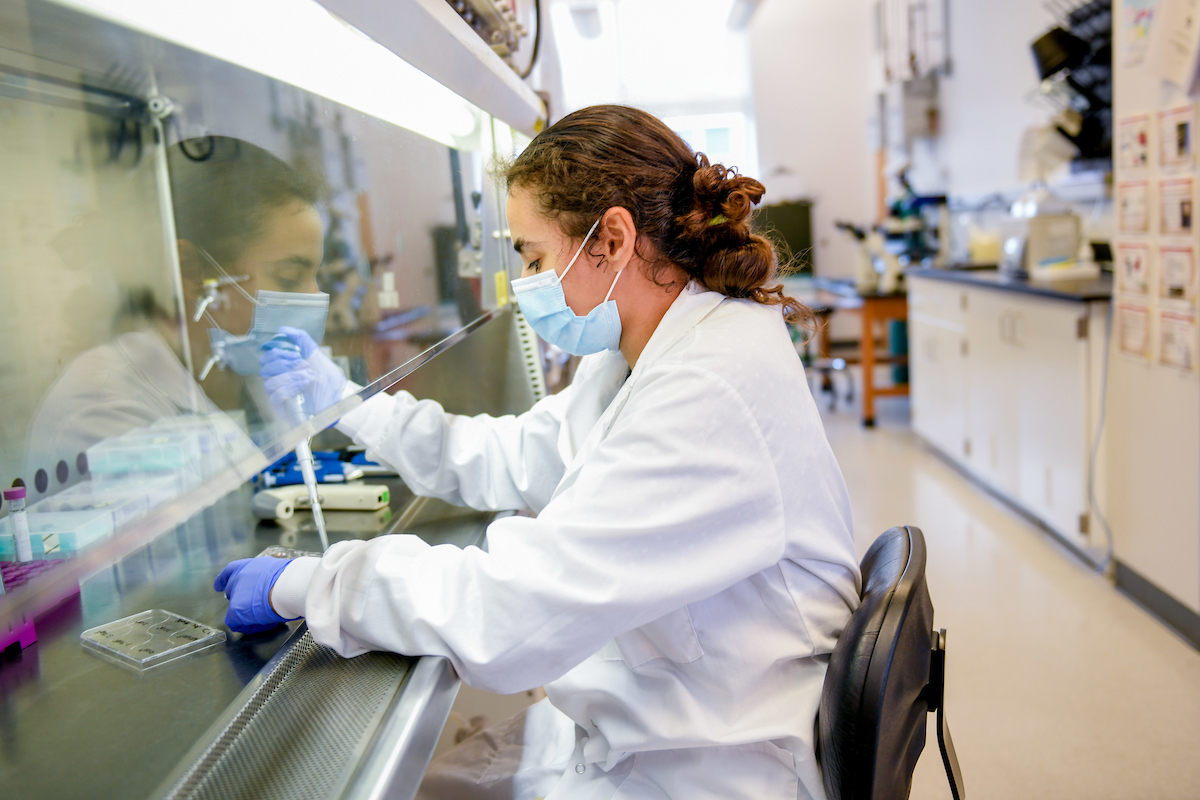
[213,557,297,634]
[259,326,347,420]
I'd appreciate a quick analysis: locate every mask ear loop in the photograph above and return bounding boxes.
[559,217,603,281]
[602,263,623,302]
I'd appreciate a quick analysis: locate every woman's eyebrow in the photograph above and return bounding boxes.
[270,255,317,269]
[513,238,539,255]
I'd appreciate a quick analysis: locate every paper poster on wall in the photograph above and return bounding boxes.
[1151,0,1200,91]
[1124,0,1164,66]
[1119,303,1152,360]
[1159,309,1198,372]
[1160,244,1198,303]
[1118,180,1151,233]
[1160,177,1195,235]
[1118,115,1152,170]
[1117,242,1153,295]
[1159,105,1196,169]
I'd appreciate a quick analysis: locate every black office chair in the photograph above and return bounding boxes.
[816,525,966,800]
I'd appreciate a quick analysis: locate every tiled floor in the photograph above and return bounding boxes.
[822,392,1200,799]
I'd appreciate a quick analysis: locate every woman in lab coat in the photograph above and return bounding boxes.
[217,105,861,800]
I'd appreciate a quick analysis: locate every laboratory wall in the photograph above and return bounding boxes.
[1103,0,1200,617]
[747,0,1090,283]
[914,0,1060,199]
[545,0,758,175]
[747,0,876,282]
[548,0,753,119]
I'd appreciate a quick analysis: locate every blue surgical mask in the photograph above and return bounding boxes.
[198,248,328,377]
[510,218,623,356]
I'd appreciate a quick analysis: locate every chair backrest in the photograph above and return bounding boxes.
[817,525,936,800]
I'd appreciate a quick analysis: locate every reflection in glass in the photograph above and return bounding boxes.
[171,136,326,419]
[1,12,508,597]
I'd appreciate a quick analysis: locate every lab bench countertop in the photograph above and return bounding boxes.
[906,266,1113,302]
[0,480,494,800]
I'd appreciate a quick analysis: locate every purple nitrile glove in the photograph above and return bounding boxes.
[213,557,297,634]
[259,326,347,419]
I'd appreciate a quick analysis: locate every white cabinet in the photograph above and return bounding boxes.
[909,279,968,461]
[1012,298,1091,541]
[908,275,1107,551]
[963,289,1023,498]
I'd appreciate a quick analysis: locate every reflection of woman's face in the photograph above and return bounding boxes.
[206,200,324,334]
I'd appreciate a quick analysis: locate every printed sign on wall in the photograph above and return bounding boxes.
[1159,309,1198,372]
[1118,180,1151,233]
[1118,114,1152,170]
[1117,241,1152,295]
[1159,105,1196,169]
[1160,176,1196,235]
[1118,302,1152,360]
[1159,244,1197,303]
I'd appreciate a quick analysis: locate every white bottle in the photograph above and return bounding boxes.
[4,486,33,562]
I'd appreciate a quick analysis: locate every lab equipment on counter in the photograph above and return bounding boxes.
[833,223,905,294]
[273,507,393,538]
[835,222,878,293]
[1000,187,1092,281]
[256,451,364,488]
[4,486,33,562]
[252,482,390,521]
[80,609,226,673]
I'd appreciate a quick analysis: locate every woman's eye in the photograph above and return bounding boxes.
[267,264,309,291]
[529,259,541,273]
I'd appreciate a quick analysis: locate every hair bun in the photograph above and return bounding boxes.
[676,155,765,241]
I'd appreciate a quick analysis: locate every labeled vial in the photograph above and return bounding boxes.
[4,486,33,562]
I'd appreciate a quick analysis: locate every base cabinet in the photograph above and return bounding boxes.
[908,275,1106,552]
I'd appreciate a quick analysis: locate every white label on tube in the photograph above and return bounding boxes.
[12,510,32,562]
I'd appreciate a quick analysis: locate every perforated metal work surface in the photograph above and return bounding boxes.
[162,631,411,800]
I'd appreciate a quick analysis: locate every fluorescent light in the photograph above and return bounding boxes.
[51,0,483,149]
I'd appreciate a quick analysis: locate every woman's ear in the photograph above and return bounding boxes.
[599,207,637,272]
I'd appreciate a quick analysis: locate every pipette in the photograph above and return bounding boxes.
[264,335,330,552]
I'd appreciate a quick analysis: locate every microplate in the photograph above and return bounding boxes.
[258,545,322,559]
[81,610,225,673]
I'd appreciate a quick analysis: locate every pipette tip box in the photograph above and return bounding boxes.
[80,610,225,673]
[1,509,113,559]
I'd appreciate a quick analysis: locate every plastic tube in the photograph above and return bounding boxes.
[4,486,33,562]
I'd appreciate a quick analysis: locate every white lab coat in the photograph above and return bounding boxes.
[273,283,861,800]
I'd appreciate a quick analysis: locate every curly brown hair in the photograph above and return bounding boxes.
[501,105,811,327]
